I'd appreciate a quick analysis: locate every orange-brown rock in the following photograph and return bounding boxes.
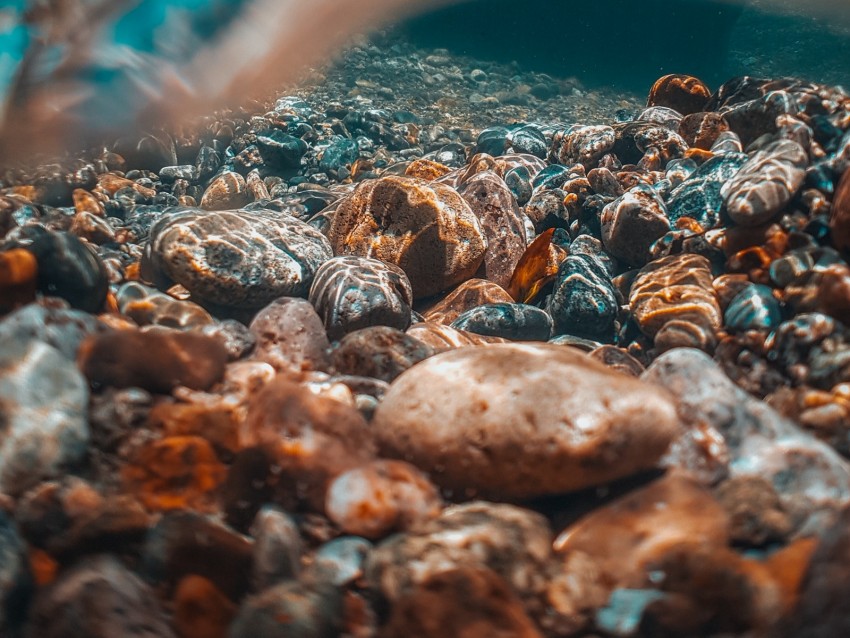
[173,575,236,638]
[78,328,228,393]
[404,158,452,181]
[830,166,850,251]
[72,188,106,216]
[241,377,376,511]
[122,435,227,512]
[646,74,711,115]
[405,321,507,351]
[784,263,850,323]
[422,278,514,325]
[678,111,729,150]
[327,175,486,299]
[381,566,543,638]
[715,476,793,546]
[0,248,38,312]
[630,253,722,352]
[554,473,729,590]
[372,343,681,499]
[148,398,240,453]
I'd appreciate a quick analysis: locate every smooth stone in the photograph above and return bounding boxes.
[0,301,106,360]
[724,284,782,332]
[325,459,442,540]
[172,576,235,638]
[327,176,486,299]
[27,555,175,637]
[256,130,308,169]
[145,208,332,308]
[200,171,250,210]
[630,253,721,352]
[457,171,527,289]
[249,297,331,373]
[642,349,850,534]
[665,152,748,228]
[320,137,360,173]
[0,338,89,495]
[422,278,514,326]
[450,302,553,341]
[12,228,108,313]
[116,282,214,329]
[79,328,228,393]
[677,111,729,149]
[330,326,436,383]
[405,321,507,350]
[372,343,681,499]
[721,140,808,227]
[601,186,671,267]
[553,474,729,593]
[646,74,711,115]
[612,121,688,165]
[229,581,342,638]
[242,377,375,511]
[250,507,302,591]
[0,248,37,312]
[552,125,615,170]
[308,255,413,341]
[546,253,618,339]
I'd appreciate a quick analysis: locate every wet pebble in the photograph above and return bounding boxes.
[372,343,680,498]
[328,175,486,299]
[0,300,106,360]
[256,129,308,169]
[601,185,671,266]
[724,284,783,332]
[721,139,808,227]
[630,253,721,352]
[308,255,413,341]
[422,278,513,325]
[249,296,331,373]
[646,74,711,115]
[546,253,619,339]
[665,151,748,228]
[250,507,302,590]
[145,208,332,308]
[450,302,553,341]
[230,580,342,638]
[0,338,89,495]
[116,282,214,329]
[0,248,38,313]
[200,171,250,210]
[551,124,615,170]
[330,326,436,383]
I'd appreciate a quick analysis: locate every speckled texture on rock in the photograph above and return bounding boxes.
[249,297,331,373]
[372,343,680,498]
[327,175,486,299]
[601,185,671,267]
[145,208,332,308]
[0,338,89,496]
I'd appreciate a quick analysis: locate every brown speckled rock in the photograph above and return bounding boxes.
[405,321,507,351]
[330,326,436,383]
[646,74,711,115]
[249,297,331,373]
[200,171,250,210]
[327,175,486,299]
[422,279,514,325]
[457,171,527,289]
[372,343,681,499]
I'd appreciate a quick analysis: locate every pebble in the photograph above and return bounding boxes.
[601,185,671,266]
[552,124,615,170]
[172,575,235,638]
[10,228,108,313]
[325,459,442,539]
[646,74,711,115]
[241,376,375,511]
[457,171,528,288]
[27,554,175,638]
[199,171,250,210]
[546,253,619,339]
[327,175,486,299]
[665,151,748,228]
[630,253,722,352]
[0,338,89,495]
[250,507,302,590]
[678,111,730,149]
[830,167,850,251]
[329,326,436,383]
[721,139,808,227]
[405,320,507,350]
[78,328,228,393]
[145,208,332,308]
[0,248,37,312]
[372,343,680,498]
[365,502,551,607]
[249,296,331,373]
[422,278,513,325]
[308,255,413,340]
[450,302,553,341]
[643,348,850,534]
[724,284,783,332]
[320,137,360,174]
[716,476,793,546]
[116,282,214,329]
[229,580,342,638]
[255,129,308,168]
[0,300,106,360]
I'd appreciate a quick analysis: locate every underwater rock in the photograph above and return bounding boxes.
[145,208,332,308]
[646,74,711,115]
[249,296,332,373]
[551,124,615,170]
[372,343,680,499]
[200,171,250,210]
[328,175,486,299]
[308,255,413,341]
[601,185,671,267]
[330,326,436,383]
[422,278,514,325]
[630,253,722,353]
[546,253,619,339]
[450,302,553,341]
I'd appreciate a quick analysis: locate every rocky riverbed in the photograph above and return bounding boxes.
[1,29,850,638]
